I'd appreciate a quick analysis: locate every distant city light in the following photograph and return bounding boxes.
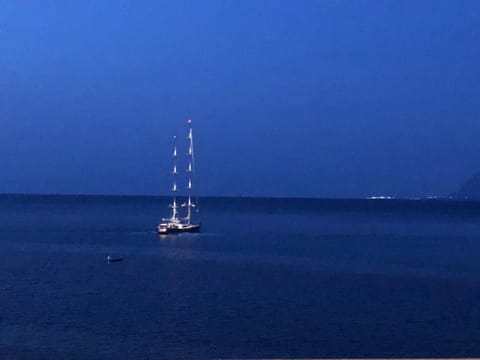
[367,196,395,200]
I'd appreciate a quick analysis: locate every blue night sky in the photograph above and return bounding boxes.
[1,0,480,198]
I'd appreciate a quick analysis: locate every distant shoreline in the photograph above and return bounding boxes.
[0,192,477,203]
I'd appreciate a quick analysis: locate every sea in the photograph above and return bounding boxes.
[1,194,480,359]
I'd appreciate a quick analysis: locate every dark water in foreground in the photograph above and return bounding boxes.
[1,195,480,359]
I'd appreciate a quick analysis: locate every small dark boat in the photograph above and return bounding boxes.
[105,256,123,263]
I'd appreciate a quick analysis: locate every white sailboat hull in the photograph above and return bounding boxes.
[156,222,201,234]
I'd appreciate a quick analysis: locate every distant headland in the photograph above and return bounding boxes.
[451,172,480,200]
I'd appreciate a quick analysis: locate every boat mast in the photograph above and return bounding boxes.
[170,135,179,221]
[185,119,196,224]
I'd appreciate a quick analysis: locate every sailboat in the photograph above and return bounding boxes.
[157,119,201,234]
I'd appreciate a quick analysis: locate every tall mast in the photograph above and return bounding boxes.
[170,135,179,220]
[186,119,195,224]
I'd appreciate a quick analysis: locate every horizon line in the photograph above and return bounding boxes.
[0,192,467,202]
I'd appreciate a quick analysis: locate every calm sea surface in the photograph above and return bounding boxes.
[1,195,480,359]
